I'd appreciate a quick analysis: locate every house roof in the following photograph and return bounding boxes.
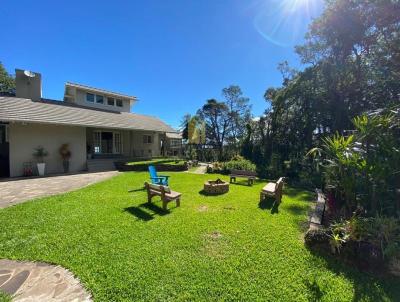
[65,82,137,102]
[0,97,175,132]
[166,132,182,139]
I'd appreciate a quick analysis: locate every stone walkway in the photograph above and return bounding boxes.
[0,171,120,209]
[189,163,208,174]
[0,259,92,301]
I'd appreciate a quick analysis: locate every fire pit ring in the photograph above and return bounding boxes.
[203,179,229,194]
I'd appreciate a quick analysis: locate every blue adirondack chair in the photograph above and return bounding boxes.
[148,165,170,186]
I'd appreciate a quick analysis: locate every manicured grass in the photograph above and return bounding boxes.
[0,172,399,301]
[0,291,11,302]
[127,158,185,166]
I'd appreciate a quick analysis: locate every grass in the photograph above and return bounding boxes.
[0,172,399,301]
[0,291,11,302]
[126,158,185,166]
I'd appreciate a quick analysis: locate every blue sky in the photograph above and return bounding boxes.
[0,0,323,129]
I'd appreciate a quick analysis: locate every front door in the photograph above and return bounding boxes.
[0,124,10,177]
[93,130,122,155]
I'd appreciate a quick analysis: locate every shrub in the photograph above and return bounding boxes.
[222,159,256,174]
[207,159,256,174]
[349,216,400,260]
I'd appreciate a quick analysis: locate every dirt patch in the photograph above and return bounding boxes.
[202,231,226,258]
[207,231,223,239]
[198,205,208,212]
[223,205,236,211]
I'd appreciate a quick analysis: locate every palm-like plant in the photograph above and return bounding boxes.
[308,106,400,217]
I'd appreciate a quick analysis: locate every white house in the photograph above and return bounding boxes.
[0,69,181,177]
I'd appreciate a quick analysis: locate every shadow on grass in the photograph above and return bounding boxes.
[284,187,314,202]
[124,202,169,221]
[229,180,254,187]
[285,204,307,216]
[258,197,280,214]
[198,189,229,197]
[306,247,400,301]
[128,187,145,193]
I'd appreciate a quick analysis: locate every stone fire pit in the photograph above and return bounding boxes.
[203,179,229,194]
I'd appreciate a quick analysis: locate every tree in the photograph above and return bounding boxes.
[248,0,400,181]
[221,85,252,145]
[197,99,230,160]
[0,62,15,93]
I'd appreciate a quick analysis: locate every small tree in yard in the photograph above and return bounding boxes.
[0,62,15,93]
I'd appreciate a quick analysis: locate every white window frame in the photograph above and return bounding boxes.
[92,130,123,154]
[95,94,104,104]
[116,99,123,107]
[107,97,115,106]
[86,93,95,103]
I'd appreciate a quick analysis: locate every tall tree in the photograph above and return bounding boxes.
[221,85,252,145]
[197,99,230,159]
[0,62,15,93]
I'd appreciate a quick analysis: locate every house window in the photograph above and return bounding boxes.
[143,135,152,144]
[96,95,104,104]
[107,97,115,106]
[116,99,123,107]
[86,93,95,103]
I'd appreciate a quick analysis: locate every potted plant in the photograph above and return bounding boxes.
[32,146,48,176]
[59,143,72,173]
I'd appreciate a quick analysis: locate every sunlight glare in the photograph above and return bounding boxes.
[253,0,323,47]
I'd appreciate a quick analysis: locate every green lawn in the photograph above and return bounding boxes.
[0,172,399,301]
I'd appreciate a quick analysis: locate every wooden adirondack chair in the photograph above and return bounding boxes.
[144,182,181,210]
[148,165,170,186]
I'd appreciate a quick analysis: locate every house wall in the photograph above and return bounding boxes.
[8,123,87,177]
[86,128,162,158]
[131,131,161,158]
[74,89,131,113]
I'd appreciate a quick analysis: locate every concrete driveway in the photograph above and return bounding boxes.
[0,171,120,209]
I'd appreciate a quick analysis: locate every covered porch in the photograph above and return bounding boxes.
[85,127,167,171]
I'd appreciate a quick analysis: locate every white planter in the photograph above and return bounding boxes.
[37,163,46,176]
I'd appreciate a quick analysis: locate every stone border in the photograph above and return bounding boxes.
[0,259,92,301]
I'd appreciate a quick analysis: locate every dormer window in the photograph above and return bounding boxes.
[107,97,115,106]
[96,95,104,104]
[86,93,104,104]
[86,93,95,103]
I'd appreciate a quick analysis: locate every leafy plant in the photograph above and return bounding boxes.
[328,220,350,254]
[308,107,400,217]
[32,146,48,163]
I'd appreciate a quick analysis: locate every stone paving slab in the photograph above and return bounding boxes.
[0,171,120,209]
[0,259,92,301]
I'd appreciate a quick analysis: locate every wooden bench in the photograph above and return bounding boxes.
[229,169,258,186]
[260,177,285,203]
[144,182,181,210]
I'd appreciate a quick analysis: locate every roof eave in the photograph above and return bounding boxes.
[65,82,137,102]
